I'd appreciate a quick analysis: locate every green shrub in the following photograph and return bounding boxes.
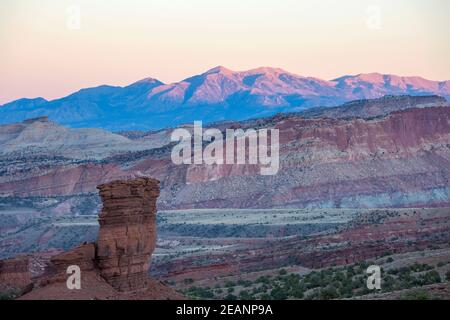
[420,270,441,285]
[225,280,236,288]
[224,294,237,300]
[319,286,340,300]
[184,286,214,299]
[256,276,270,284]
[291,287,304,299]
[239,290,254,300]
[270,286,288,300]
[0,291,18,300]
[402,289,431,300]
[237,279,252,287]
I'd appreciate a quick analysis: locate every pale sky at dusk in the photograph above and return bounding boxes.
[0,0,449,104]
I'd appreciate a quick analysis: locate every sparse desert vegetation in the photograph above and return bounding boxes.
[1,207,449,300]
[180,256,449,300]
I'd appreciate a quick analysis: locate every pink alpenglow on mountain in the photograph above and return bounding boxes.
[0,67,448,131]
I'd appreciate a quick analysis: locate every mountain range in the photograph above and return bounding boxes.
[1,66,449,131]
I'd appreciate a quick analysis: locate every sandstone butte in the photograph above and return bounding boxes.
[0,177,182,300]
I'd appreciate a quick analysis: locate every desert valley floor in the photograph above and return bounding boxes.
[1,206,449,300]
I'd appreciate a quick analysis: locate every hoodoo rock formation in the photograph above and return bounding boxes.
[0,177,181,300]
[96,178,160,292]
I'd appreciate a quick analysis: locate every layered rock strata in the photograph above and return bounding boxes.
[95,178,160,292]
[1,177,179,299]
[0,256,32,293]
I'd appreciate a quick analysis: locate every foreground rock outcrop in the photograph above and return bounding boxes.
[0,256,32,296]
[96,178,159,292]
[0,178,181,300]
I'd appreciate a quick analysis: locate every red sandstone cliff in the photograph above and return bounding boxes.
[0,99,449,210]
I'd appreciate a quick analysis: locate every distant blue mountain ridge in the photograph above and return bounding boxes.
[1,66,449,131]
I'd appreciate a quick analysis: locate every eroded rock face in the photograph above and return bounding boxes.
[0,256,32,293]
[95,178,160,292]
[50,243,96,273]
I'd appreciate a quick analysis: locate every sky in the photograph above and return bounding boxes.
[0,0,449,104]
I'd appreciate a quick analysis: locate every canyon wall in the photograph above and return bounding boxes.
[0,97,449,210]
